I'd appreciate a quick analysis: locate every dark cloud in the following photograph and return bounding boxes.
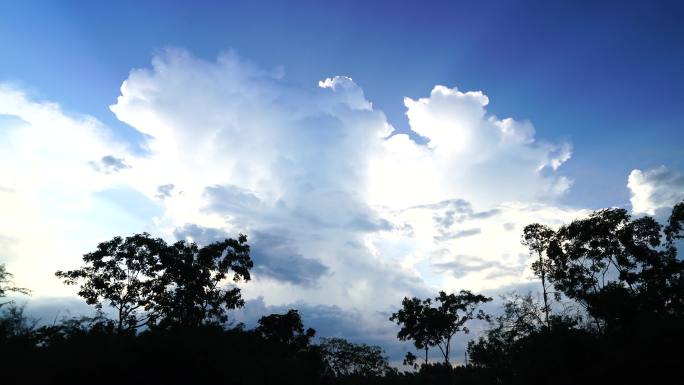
[173,223,228,244]
[203,184,260,214]
[421,199,500,242]
[250,230,329,286]
[174,224,329,286]
[287,195,393,232]
[89,155,130,174]
[155,184,175,199]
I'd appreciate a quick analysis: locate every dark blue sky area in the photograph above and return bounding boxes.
[2,0,682,208]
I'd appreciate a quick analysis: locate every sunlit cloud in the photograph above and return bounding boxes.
[2,49,681,361]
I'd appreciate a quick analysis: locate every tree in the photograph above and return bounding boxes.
[256,309,315,351]
[389,296,433,365]
[403,351,419,370]
[56,233,167,333]
[0,264,30,308]
[153,235,252,328]
[665,201,684,244]
[319,337,394,377]
[391,290,491,365]
[56,232,253,332]
[468,293,589,385]
[522,224,555,328]
[0,304,36,344]
[542,201,684,330]
[428,290,492,365]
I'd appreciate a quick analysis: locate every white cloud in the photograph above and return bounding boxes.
[628,166,684,214]
[371,200,588,293]
[102,49,579,308]
[0,85,143,295]
[367,85,573,210]
[3,50,588,354]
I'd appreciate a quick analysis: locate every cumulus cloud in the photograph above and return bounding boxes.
[2,48,590,363]
[1,49,581,301]
[367,85,573,210]
[628,166,684,214]
[372,200,587,292]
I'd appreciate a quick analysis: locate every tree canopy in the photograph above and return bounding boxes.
[319,337,395,378]
[0,263,30,308]
[55,232,252,331]
[391,290,491,365]
[256,309,315,351]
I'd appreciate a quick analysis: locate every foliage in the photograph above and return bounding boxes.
[468,201,684,384]
[319,337,395,377]
[55,232,253,331]
[0,304,35,343]
[540,201,684,329]
[521,224,555,327]
[55,233,167,332]
[2,202,683,384]
[389,296,433,365]
[154,234,252,328]
[256,309,315,351]
[391,290,491,365]
[0,263,30,307]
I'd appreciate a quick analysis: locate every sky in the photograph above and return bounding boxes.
[1,0,684,363]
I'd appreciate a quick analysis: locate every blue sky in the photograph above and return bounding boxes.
[2,0,684,364]
[3,0,683,207]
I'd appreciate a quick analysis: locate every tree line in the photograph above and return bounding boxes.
[1,200,682,384]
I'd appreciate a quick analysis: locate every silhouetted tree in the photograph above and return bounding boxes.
[256,309,315,351]
[319,337,394,377]
[55,233,167,333]
[154,235,252,328]
[402,351,418,370]
[0,263,30,307]
[391,290,491,365]
[35,310,118,346]
[665,201,684,244]
[522,224,555,327]
[429,290,492,365]
[543,201,684,330]
[56,232,253,331]
[0,304,35,344]
[389,296,433,365]
[468,293,586,385]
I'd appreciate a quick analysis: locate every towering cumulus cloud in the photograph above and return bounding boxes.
[105,49,577,298]
[2,49,588,358]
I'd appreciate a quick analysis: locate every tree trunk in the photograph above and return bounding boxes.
[539,251,550,328]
